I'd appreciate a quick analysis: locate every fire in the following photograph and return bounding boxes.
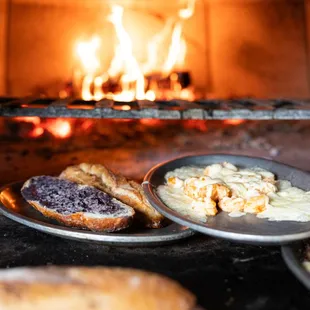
[76,36,101,75]
[12,117,72,139]
[73,1,196,102]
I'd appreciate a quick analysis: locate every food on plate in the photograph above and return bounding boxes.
[60,163,164,228]
[21,176,134,232]
[158,162,310,222]
[0,266,196,310]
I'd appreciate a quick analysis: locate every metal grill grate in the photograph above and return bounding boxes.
[1,97,310,119]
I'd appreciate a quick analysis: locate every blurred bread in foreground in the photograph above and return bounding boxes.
[0,266,196,310]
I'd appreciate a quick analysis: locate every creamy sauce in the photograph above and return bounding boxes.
[157,186,207,222]
[165,166,205,180]
[258,189,310,222]
[158,165,310,222]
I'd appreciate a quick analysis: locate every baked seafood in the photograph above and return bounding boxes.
[60,163,164,228]
[21,176,134,232]
[158,162,310,222]
[0,266,196,310]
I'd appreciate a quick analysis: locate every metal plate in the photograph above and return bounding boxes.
[143,154,310,245]
[282,241,310,290]
[0,181,194,246]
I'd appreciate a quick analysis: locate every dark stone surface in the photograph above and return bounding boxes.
[2,97,310,119]
[0,215,309,310]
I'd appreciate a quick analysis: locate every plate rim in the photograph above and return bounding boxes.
[281,242,310,290]
[0,181,195,246]
[143,154,310,245]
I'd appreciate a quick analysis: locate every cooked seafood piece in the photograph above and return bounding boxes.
[191,198,218,216]
[218,197,245,213]
[244,195,269,214]
[184,178,231,202]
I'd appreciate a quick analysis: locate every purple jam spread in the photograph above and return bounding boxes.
[21,176,130,217]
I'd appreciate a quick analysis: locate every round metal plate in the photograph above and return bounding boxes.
[282,241,310,290]
[143,154,310,245]
[0,181,194,246]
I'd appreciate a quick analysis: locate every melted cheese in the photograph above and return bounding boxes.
[157,186,207,222]
[157,165,310,222]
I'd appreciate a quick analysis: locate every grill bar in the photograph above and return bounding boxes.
[1,97,310,119]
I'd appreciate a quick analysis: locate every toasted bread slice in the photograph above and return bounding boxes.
[0,266,196,310]
[21,176,134,232]
[60,163,164,228]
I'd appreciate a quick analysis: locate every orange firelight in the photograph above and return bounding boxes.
[74,1,196,102]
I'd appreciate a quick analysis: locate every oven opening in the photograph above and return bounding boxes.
[1,0,207,100]
[1,0,309,100]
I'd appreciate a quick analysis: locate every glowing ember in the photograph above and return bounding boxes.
[121,105,131,111]
[184,120,208,132]
[45,119,72,139]
[30,126,44,138]
[224,119,245,126]
[12,117,72,139]
[73,0,196,102]
[14,116,40,125]
[139,119,163,126]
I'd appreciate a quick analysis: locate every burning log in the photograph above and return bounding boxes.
[145,71,191,90]
[63,70,193,101]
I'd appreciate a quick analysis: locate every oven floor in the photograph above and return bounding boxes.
[0,215,309,310]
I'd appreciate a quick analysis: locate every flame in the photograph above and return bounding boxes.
[161,0,195,75]
[163,23,184,75]
[76,36,101,75]
[143,18,175,74]
[74,0,196,102]
[76,36,101,101]
[81,75,94,101]
[179,0,196,19]
[107,5,145,101]
[93,76,106,101]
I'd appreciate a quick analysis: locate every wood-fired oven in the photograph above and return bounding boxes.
[0,1,310,309]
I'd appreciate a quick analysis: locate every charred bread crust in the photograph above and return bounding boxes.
[60,164,165,228]
[21,177,134,233]
[0,267,196,310]
[27,200,132,232]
